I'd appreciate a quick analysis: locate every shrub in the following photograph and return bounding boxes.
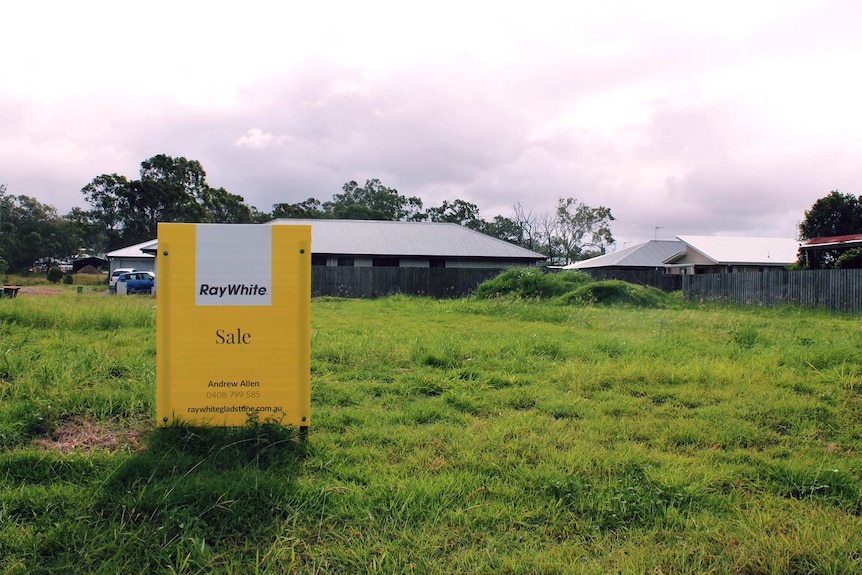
[474,268,591,299]
[46,266,63,284]
[561,279,670,307]
[62,274,74,285]
[835,248,862,269]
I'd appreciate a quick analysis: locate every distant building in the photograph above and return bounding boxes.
[108,220,545,275]
[106,239,157,274]
[799,234,862,267]
[265,219,545,268]
[563,240,685,271]
[664,235,800,274]
[565,236,800,275]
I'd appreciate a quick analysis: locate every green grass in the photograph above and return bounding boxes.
[1,292,862,573]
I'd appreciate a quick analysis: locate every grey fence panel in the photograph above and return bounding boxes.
[682,269,862,313]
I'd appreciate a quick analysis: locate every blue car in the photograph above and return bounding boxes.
[116,271,155,295]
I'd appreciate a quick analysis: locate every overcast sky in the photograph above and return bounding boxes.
[2,0,860,247]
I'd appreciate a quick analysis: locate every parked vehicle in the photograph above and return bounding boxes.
[116,271,155,295]
[109,268,136,291]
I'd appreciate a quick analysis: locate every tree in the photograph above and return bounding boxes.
[63,206,109,255]
[426,199,483,230]
[79,173,132,248]
[198,187,253,223]
[323,179,425,221]
[835,248,862,269]
[537,210,560,264]
[81,154,259,248]
[798,191,862,268]
[483,215,524,245]
[555,198,615,264]
[271,198,325,219]
[0,187,78,272]
[800,191,862,240]
[512,202,538,251]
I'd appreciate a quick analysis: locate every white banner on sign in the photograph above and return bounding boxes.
[195,225,273,306]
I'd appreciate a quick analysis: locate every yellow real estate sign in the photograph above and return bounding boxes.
[156,223,311,427]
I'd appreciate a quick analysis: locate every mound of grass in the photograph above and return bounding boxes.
[561,279,673,307]
[474,268,591,299]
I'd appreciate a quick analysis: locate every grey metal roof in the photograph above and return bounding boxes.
[564,240,685,269]
[267,219,546,260]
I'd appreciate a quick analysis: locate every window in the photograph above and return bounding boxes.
[429,258,445,268]
[372,257,399,267]
[311,255,327,266]
[337,257,355,267]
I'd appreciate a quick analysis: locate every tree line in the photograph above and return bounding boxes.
[0,154,616,273]
[4,152,858,276]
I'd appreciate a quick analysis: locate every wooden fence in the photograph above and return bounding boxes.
[310,266,862,312]
[682,269,862,313]
[311,267,506,298]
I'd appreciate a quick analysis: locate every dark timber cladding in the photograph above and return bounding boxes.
[312,267,506,298]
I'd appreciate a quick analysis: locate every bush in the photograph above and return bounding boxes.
[474,268,592,299]
[835,248,862,269]
[46,266,63,284]
[560,279,670,307]
[62,274,74,285]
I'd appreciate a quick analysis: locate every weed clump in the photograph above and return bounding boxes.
[560,279,671,307]
[474,268,591,299]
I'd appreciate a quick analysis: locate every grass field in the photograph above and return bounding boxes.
[1,291,861,574]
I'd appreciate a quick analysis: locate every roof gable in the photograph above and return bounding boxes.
[106,239,157,259]
[671,235,800,265]
[563,240,685,269]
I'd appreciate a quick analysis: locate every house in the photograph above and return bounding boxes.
[264,219,545,268]
[798,234,862,267]
[105,239,157,274]
[565,236,800,277]
[664,235,800,274]
[107,220,545,277]
[562,240,685,271]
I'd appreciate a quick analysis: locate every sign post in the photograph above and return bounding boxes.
[156,223,311,429]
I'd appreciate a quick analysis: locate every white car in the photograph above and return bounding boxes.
[109,268,137,291]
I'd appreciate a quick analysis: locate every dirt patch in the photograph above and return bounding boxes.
[36,417,150,454]
[15,286,68,297]
[76,266,103,275]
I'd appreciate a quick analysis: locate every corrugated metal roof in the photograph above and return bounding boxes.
[114,221,545,260]
[563,240,685,269]
[674,235,800,265]
[802,234,862,248]
[267,219,546,260]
